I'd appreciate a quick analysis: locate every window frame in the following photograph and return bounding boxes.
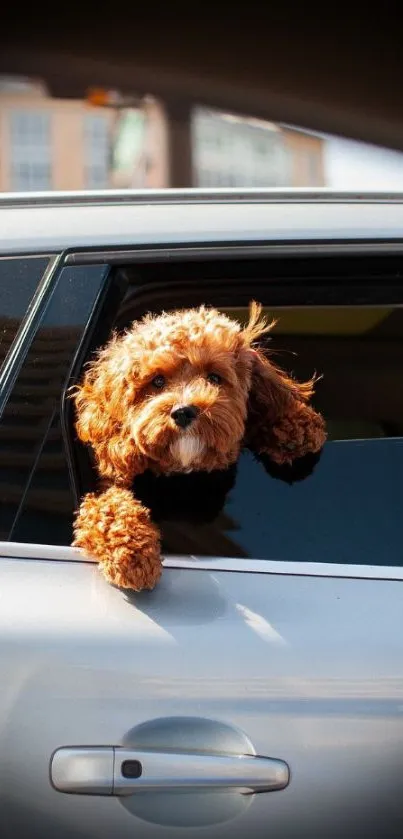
[1,241,403,582]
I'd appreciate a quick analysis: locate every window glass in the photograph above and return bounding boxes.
[0,256,49,375]
[0,265,108,542]
[221,439,403,565]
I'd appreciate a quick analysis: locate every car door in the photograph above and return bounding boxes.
[1,242,403,839]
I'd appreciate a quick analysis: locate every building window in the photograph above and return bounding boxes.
[9,111,51,191]
[84,115,110,189]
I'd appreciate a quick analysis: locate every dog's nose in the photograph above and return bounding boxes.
[171,405,199,429]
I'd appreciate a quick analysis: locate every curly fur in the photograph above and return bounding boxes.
[73,487,161,589]
[72,302,326,590]
[245,348,326,464]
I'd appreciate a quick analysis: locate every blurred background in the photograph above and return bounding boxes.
[2,73,403,192]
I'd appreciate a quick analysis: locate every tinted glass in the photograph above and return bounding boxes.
[196,440,403,565]
[0,265,108,542]
[0,256,49,374]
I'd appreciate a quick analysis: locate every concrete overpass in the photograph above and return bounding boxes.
[1,7,403,165]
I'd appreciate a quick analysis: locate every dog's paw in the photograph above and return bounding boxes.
[73,487,162,591]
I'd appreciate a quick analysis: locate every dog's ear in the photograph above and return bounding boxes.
[71,334,146,484]
[241,303,327,464]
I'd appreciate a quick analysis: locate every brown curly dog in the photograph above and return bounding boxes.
[72,302,326,590]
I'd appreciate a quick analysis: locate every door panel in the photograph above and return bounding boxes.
[1,557,403,838]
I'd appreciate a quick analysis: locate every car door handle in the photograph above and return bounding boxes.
[51,746,290,796]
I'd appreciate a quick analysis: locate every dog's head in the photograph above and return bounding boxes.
[73,303,326,484]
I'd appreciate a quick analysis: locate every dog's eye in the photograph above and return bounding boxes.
[151,374,166,389]
[207,372,222,386]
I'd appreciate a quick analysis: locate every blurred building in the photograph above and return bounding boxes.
[0,76,114,191]
[192,108,324,187]
[110,97,170,189]
[110,103,325,189]
[0,75,325,191]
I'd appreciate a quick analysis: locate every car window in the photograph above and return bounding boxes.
[1,254,402,570]
[0,265,109,542]
[0,256,49,376]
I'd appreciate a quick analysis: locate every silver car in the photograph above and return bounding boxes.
[1,189,403,838]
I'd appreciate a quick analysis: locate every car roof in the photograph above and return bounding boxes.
[1,189,403,256]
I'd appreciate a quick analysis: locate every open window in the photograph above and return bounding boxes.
[1,250,402,567]
[64,252,403,566]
